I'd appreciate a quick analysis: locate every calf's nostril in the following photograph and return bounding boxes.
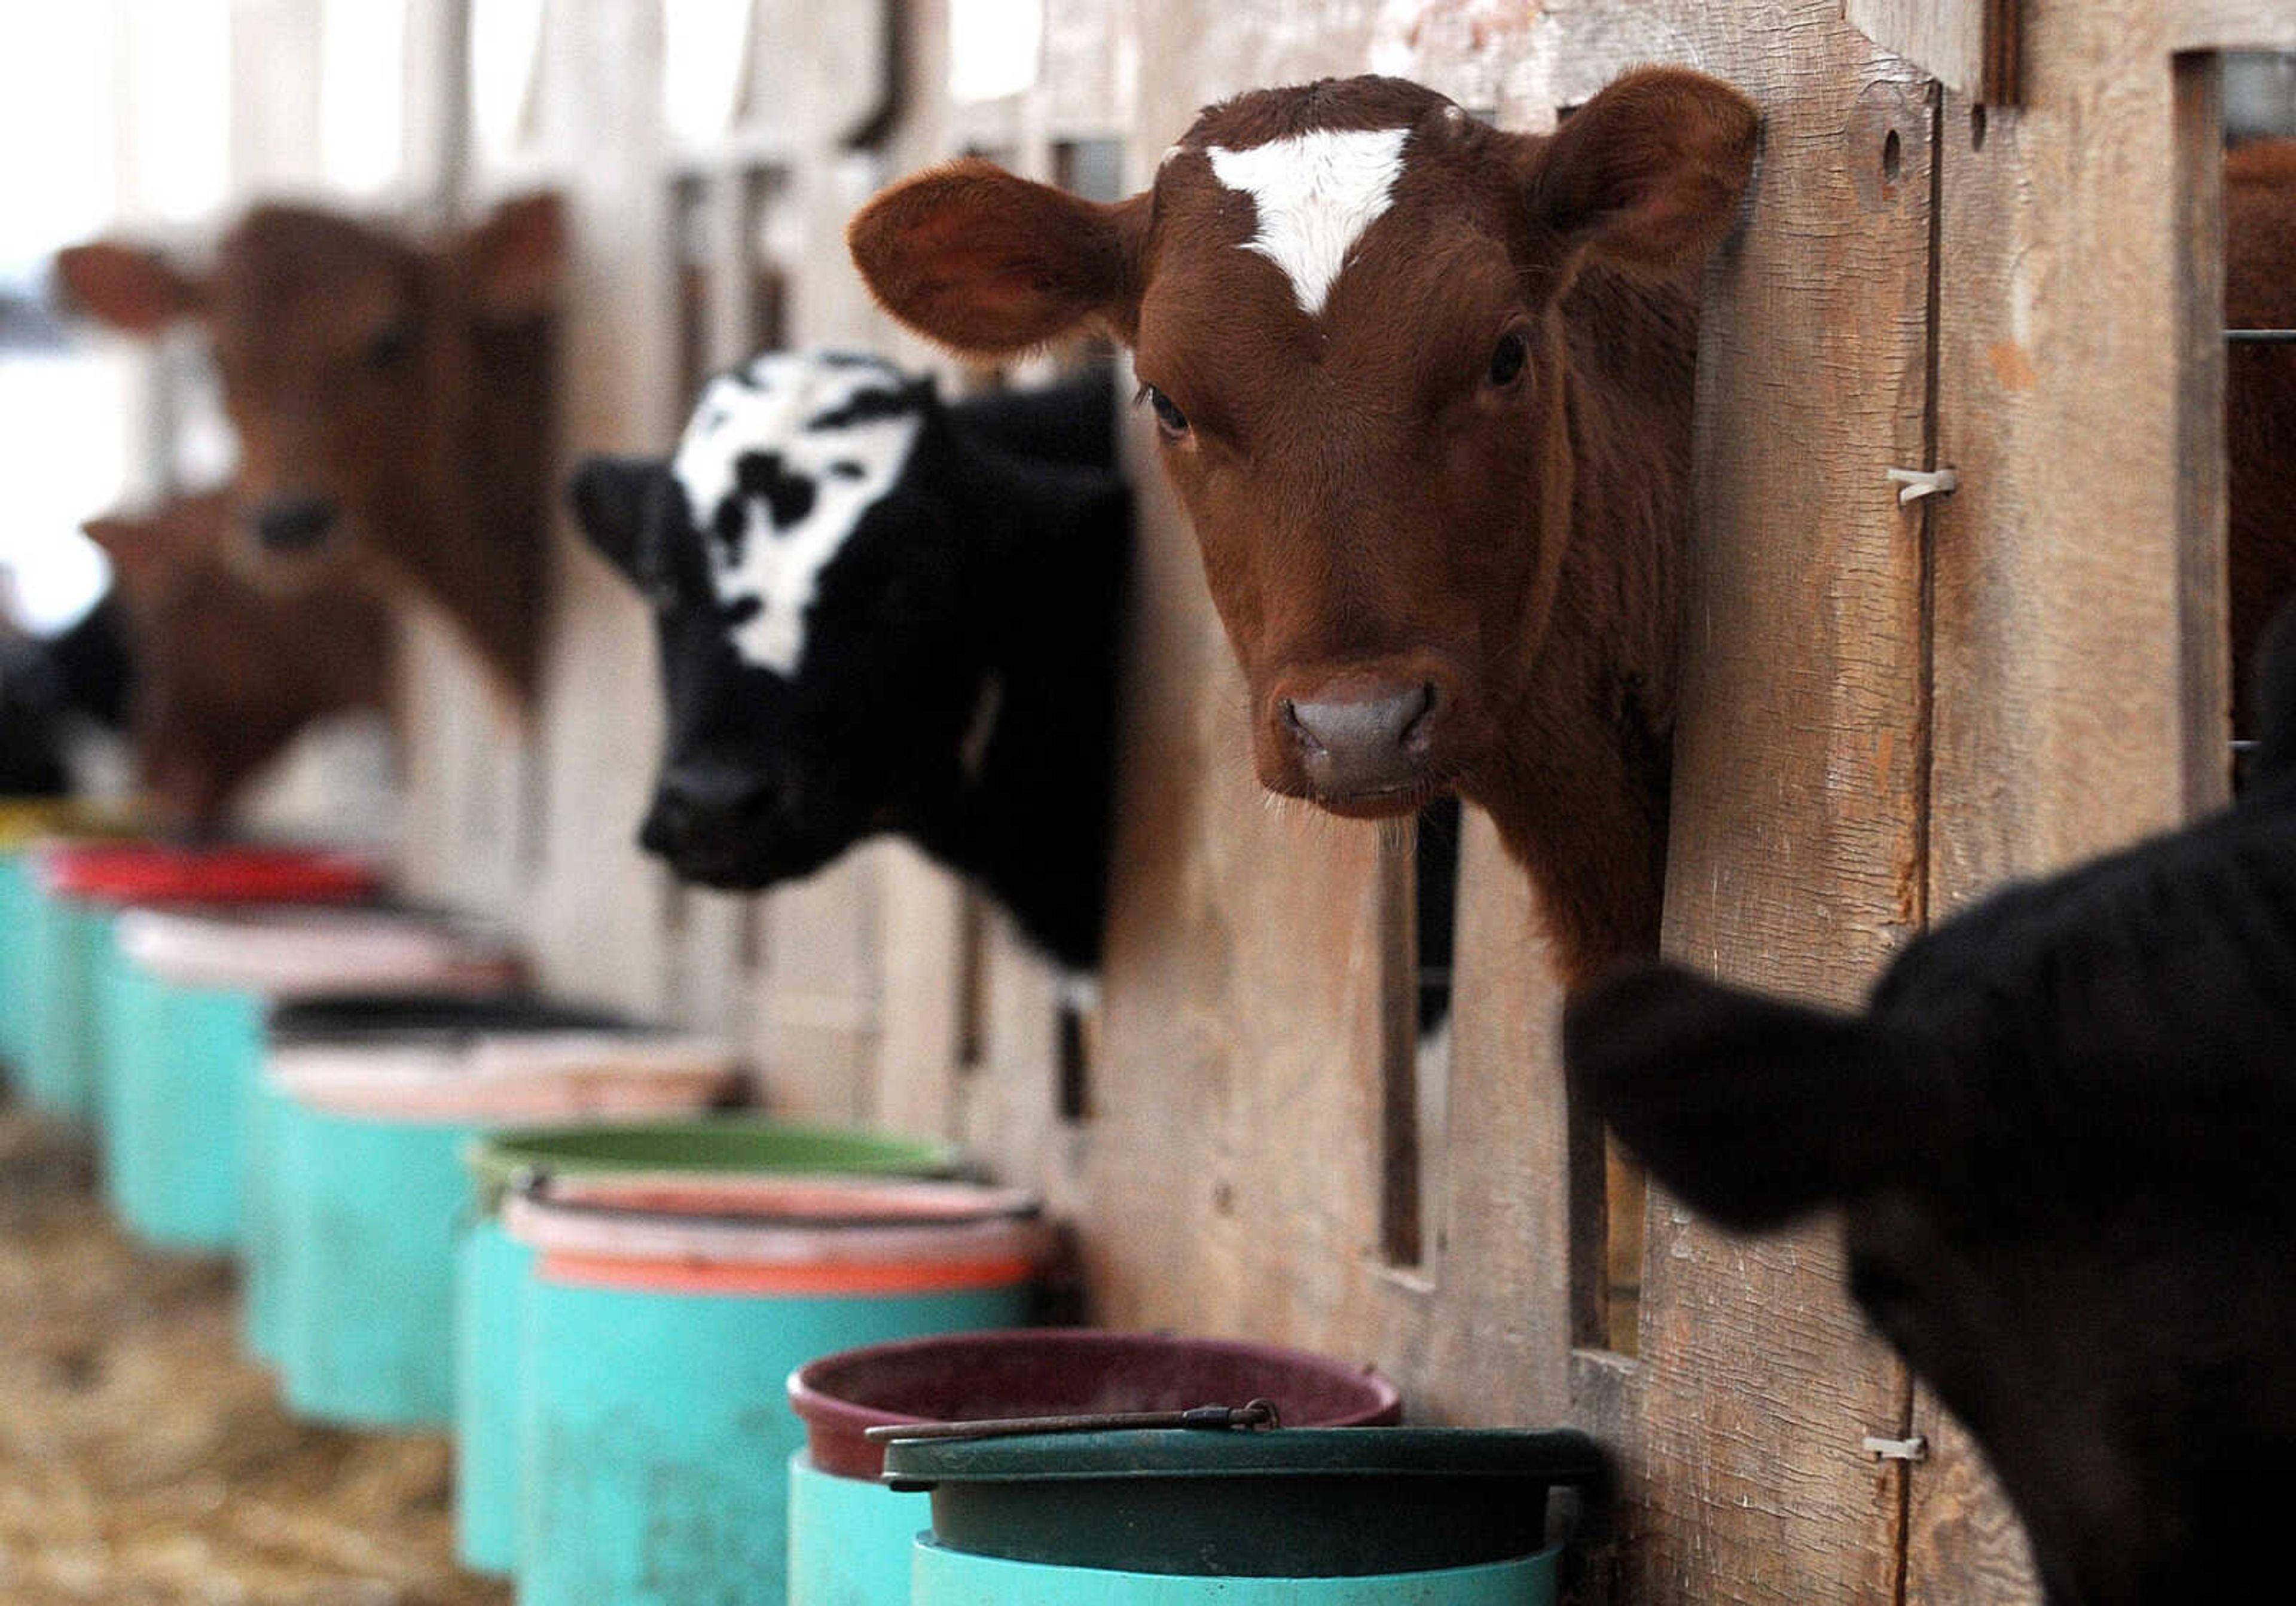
[1280,698,1320,753]
[252,498,340,553]
[1402,683,1439,750]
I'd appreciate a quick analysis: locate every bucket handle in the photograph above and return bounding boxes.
[869,1399,1281,1447]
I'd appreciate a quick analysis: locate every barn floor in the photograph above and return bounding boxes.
[0,1100,507,1606]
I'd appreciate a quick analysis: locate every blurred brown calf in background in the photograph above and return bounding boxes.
[55,194,560,707]
[82,492,394,836]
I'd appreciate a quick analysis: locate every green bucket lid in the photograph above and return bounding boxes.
[466,1117,960,1213]
[881,1427,1608,1577]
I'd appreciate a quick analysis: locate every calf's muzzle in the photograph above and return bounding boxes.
[1274,674,1442,801]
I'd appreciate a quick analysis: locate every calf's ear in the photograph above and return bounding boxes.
[567,456,664,585]
[53,242,203,334]
[848,160,1149,355]
[462,191,564,320]
[1564,962,1946,1231]
[1522,68,1758,280]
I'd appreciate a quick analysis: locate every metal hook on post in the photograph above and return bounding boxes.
[1887,467,1959,505]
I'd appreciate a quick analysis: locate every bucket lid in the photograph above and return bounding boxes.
[882,1427,1608,1578]
[503,1176,1051,1296]
[791,1330,1402,1480]
[38,841,381,905]
[115,906,520,996]
[268,993,633,1043]
[267,1028,737,1123]
[465,1118,958,1213]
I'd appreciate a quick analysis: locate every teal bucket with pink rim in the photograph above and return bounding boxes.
[786,1329,1405,1606]
[103,904,519,1253]
[884,1427,1610,1605]
[261,1003,736,1430]
[452,1118,960,1576]
[506,1173,1051,1606]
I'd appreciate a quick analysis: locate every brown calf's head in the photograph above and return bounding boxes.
[853,71,1752,806]
[56,193,561,703]
[81,492,395,837]
[851,70,1754,979]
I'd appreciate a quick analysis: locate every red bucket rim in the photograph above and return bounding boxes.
[38,842,382,905]
[788,1328,1403,1480]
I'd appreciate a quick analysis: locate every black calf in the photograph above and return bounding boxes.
[1564,608,2296,1605]
[571,353,1129,971]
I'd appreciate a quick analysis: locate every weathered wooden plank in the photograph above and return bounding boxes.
[1908,4,2227,1596]
[1846,0,2023,102]
[1630,5,1938,1598]
[2176,1,2296,53]
[1385,807,1576,1427]
[520,0,682,1018]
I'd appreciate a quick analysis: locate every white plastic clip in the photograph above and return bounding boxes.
[1862,1434,1929,1462]
[1887,467,1959,505]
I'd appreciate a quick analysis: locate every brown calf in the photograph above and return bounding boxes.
[56,194,560,706]
[851,69,1757,986]
[2228,138,2296,733]
[81,492,395,836]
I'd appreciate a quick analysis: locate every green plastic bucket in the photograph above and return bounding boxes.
[884,1427,1607,1604]
[100,906,518,1253]
[454,1118,958,1576]
[508,1175,1049,1606]
[785,1330,1404,1606]
[264,1007,735,1428]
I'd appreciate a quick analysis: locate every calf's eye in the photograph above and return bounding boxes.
[1138,383,1190,442]
[1486,329,1529,389]
[366,319,419,370]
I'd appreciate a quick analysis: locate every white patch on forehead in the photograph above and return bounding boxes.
[1207,126,1411,318]
[668,350,924,676]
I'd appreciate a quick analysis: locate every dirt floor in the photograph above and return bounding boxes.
[0,1100,509,1605]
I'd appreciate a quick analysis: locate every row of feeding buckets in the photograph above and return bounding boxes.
[0,798,1603,1604]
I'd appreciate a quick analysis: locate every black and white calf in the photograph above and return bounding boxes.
[0,597,132,796]
[1564,609,2296,1606]
[570,352,1130,970]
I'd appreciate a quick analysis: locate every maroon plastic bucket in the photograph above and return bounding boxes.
[787,1328,1403,1480]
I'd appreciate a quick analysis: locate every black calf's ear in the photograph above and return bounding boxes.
[1564,963,1941,1231]
[567,457,664,585]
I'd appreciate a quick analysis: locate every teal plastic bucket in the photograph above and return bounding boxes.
[100,906,519,1253]
[96,948,261,1249]
[0,804,134,1085]
[0,848,35,1077]
[246,995,646,1372]
[17,890,115,1123]
[884,1428,1608,1605]
[910,1543,1559,1603]
[19,842,380,1128]
[508,1176,1049,1606]
[785,1329,1405,1606]
[262,1003,735,1428]
[454,1118,959,1576]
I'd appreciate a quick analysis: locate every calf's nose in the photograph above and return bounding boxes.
[251,496,340,553]
[1283,681,1436,795]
